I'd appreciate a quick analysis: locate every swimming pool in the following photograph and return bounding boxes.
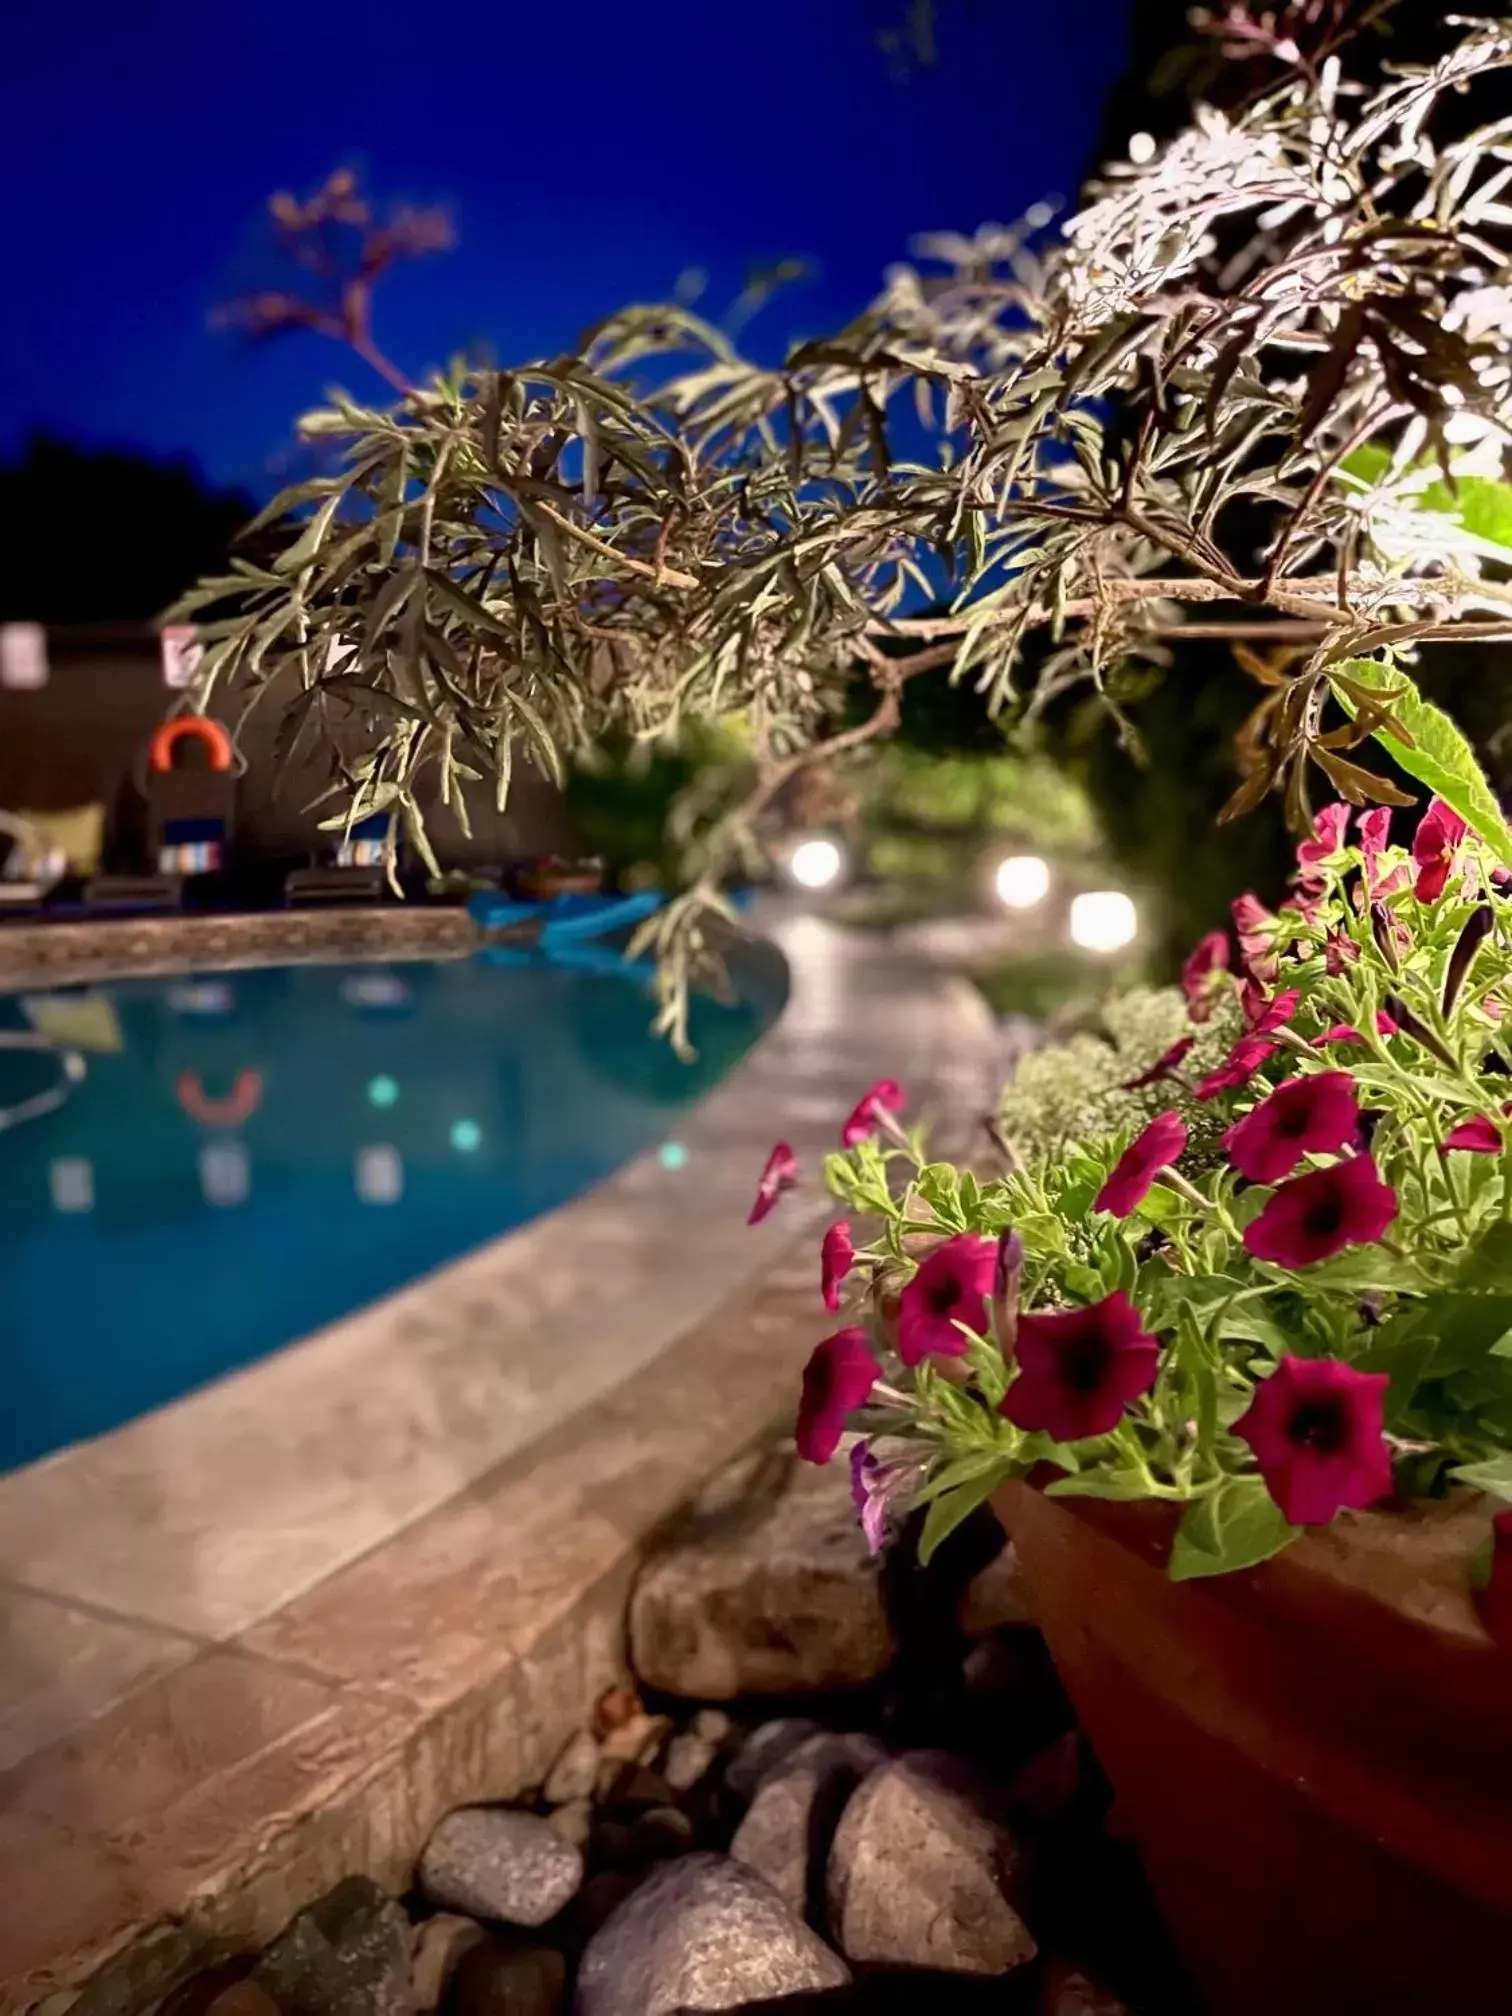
[0,952,771,1472]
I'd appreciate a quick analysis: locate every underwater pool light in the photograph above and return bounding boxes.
[368,1074,400,1108]
[450,1118,482,1153]
[994,854,1051,910]
[659,1140,690,1171]
[1069,889,1138,953]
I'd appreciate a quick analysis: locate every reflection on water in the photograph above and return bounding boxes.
[0,955,767,1472]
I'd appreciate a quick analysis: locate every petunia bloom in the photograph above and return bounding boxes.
[1223,1071,1360,1185]
[841,1078,907,1148]
[1195,1034,1278,1102]
[1241,981,1300,1035]
[897,1233,997,1366]
[1243,1154,1398,1268]
[1358,806,1409,901]
[991,1227,1025,1356]
[1413,799,1469,903]
[1442,1114,1505,1155]
[821,1220,857,1311]
[1234,1354,1392,1525]
[1232,890,1279,981]
[849,1441,921,1556]
[1181,931,1230,1021]
[796,1328,881,1464]
[749,1141,799,1225]
[1000,1291,1161,1443]
[1121,1035,1194,1090]
[1296,801,1351,882]
[1318,1011,1399,1046]
[1095,1111,1189,1217]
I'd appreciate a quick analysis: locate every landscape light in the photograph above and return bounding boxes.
[785,837,847,891]
[1128,130,1157,164]
[1069,890,1138,953]
[994,854,1051,910]
[659,1140,690,1171]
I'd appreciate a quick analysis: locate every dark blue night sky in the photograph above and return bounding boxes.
[2,1,1133,495]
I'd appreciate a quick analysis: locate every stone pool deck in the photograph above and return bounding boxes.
[0,904,1002,2014]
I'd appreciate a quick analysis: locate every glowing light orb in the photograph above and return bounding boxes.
[659,1140,690,1171]
[368,1075,400,1109]
[994,854,1051,910]
[450,1118,483,1153]
[787,837,846,890]
[1069,890,1138,953]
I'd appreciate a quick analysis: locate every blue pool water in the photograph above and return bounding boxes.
[0,953,770,1472]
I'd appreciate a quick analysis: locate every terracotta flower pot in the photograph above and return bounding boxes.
[993,1479,1512,2016]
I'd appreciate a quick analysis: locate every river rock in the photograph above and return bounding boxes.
[600,1710,673,1766]
[546,1797,592,1849]
[661,1730,718,1794]
[730,1731,887,1920]
[411,1914,489,2014]
[628,1445,892,1696]
[576,1853,851,2016]
[691,1707,733,1744]
[826,1752,1036,1976]
[445,1938,566,2016]
[723,1717,824,1805]
[543,1728,601,1804]
[1039,1959,1134,2015]
[252,1877,411,2016]
[419,1808,582,1926]
[960,1543,1033,1634]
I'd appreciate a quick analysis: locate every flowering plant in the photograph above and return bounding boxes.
[773,796,1512,1588]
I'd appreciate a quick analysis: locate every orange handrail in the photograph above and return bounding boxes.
[148,716,234,774]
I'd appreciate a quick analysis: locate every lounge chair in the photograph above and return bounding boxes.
[0,812,68,913]
[284,812,393,906]
[83,717,236,914]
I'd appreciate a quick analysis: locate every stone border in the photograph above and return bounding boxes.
[0,905,1003,2014]
[0,906,476,992]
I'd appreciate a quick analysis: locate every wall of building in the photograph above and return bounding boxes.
[0,631,574,870]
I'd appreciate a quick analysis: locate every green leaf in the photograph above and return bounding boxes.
[1450,1454,1512,1501]
[917,1456,1014,1565]
[1044,1468,1152,1501]
[1168,1476,1299,1581]
[1330,660,1512,868]
[1455,1221,1512,1291]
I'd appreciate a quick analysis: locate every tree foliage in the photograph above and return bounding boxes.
[173,15,1512,1048]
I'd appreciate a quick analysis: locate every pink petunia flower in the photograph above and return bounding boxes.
[1195,1033,1278,1101]
[749,1141,799,1225]
[1243,1154,1398,1268]
[841,1078,907,1148]
[1181,931,1230,1022]
[1241,981,1300,1035]
[1296,802,1351,881]
[1442,1114,1506,1155]
[1318,1010,1399,1047]
[1095,1111,1189,1218]
[1121,1035,1194,1090]
[991,1226,1025,1357]
[1000,1291,1161,1443]
[849,1441,921,1556]
[1234,1354,1393,1525]
[897,1233,997,1366]
[1413,799,1470,903]
[1222,1071,1361,1186]
[821,1220,857,1311]
[1358,806,1409,901]
[796,1328,881,1464]
[1232,890,1279,981]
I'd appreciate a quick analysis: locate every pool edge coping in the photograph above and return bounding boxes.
[0,905,1005,2014]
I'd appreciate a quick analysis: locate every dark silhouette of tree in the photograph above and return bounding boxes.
[0,436,253,626]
